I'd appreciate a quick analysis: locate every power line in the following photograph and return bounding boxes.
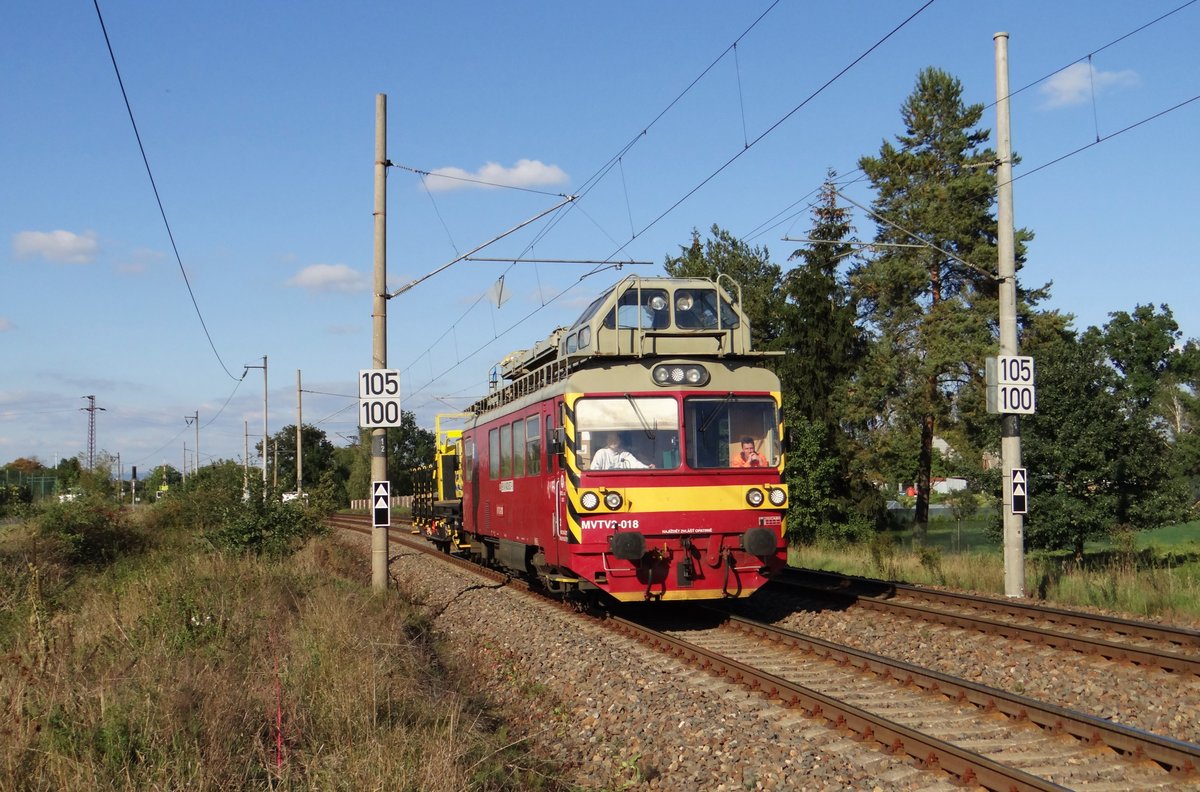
[91,0,241,381]
[1001,0,1198,105]
[603,0,937,261]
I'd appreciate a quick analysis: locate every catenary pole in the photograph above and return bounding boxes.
[296,369,303,499]
[371,93,389,591]
[995,32,1025,597]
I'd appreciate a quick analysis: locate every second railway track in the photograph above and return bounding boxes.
[776,567,1200,676]
[328,514,1200,790]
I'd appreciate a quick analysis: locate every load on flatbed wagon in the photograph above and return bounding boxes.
[414,275,788,603]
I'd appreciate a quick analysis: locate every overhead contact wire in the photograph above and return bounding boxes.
[92,0,240,381]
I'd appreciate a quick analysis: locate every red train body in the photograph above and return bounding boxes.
[412,275,787,603]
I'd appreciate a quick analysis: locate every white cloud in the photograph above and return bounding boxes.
[0,318,13,332]
[1040,62,1139,108]
[286,263,371,293]
[424,159,569,192]
[12,229,99,264]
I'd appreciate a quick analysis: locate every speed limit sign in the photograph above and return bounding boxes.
[358,369,403,428]
[986,356,1036,415]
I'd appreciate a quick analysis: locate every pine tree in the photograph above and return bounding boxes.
[850,67,1018,543]
[778,176,879,542]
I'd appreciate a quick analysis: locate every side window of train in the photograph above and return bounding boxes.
[488,428,500,479]
[512,418,526,477]
[526,415,541,476]
[499,423,513,479]
[463,438,474,483]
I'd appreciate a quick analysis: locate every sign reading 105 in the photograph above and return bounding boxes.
[985,355,1037,415]
[358,369,403,428]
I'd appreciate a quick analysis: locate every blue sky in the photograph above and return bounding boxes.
[3,1,1198,475]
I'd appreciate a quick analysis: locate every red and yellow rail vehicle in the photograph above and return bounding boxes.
[413,275,788,603]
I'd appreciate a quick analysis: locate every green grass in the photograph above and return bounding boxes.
[790,519,1200,623]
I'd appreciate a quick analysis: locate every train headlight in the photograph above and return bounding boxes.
[604,491,623,510]
[580,491,600,511]
[651,364,709,387]
[649,294,667,311]
[767,487,787,507]
[745,488,765,507]
[676,293,694,312]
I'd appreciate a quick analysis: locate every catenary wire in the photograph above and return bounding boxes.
[91,0,241,382]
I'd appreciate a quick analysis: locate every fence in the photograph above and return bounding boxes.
[348,495,413,512]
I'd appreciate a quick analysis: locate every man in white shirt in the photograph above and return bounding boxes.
[590,432,653,470]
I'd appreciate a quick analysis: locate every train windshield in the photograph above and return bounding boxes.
[576,396,680,471]
[602,288,671,330]
[673,288,739,330]
[684,396,780,469]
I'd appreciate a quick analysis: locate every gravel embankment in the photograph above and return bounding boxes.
[372,539,963,792]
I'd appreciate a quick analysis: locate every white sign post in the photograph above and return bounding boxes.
[358,369,403,428]
[986,355,1036,415]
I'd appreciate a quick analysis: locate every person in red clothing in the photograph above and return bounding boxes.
[731,437,762,468]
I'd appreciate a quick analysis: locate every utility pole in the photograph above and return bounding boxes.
[371,92,389,591]
[243,420,250,501]
[995,32,1025,598]
[185,411,199,473]
[244,356,269,497]
[296,369,303,499]
[80,395,105,469]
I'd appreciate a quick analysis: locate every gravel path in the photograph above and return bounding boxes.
[379,541,964,791]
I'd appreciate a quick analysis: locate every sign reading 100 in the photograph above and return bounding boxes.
[985,355,1037,415]
[358,369,403,428]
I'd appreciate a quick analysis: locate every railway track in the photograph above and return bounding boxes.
[618,609,1199,790]
[775,568,1200,676]
[326,513,1200,790]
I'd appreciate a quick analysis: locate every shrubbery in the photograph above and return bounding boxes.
[206,496,327,557]
[36,497,145,566]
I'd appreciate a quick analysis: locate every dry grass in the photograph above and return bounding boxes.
[0,522,565,791]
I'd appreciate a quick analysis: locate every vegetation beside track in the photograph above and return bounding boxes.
[790,519,1200,623]
[1,490,565,791]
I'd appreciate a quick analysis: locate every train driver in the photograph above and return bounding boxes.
[590,432,654,470]
[731,436,763,468]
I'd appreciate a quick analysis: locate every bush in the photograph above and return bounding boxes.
[36,497,145,566]
[207,497,327,558]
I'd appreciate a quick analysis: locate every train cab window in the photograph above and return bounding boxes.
[684,396,779,470]
[674,288,740,330]
[526,415,541,476]
[512,418,526,477]
[576,396,680,471]
[602,288,670,330]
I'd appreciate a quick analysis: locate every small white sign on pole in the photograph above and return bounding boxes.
[358,369,403,428]
[372,480,391,527]
[1010,467,1028,515]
